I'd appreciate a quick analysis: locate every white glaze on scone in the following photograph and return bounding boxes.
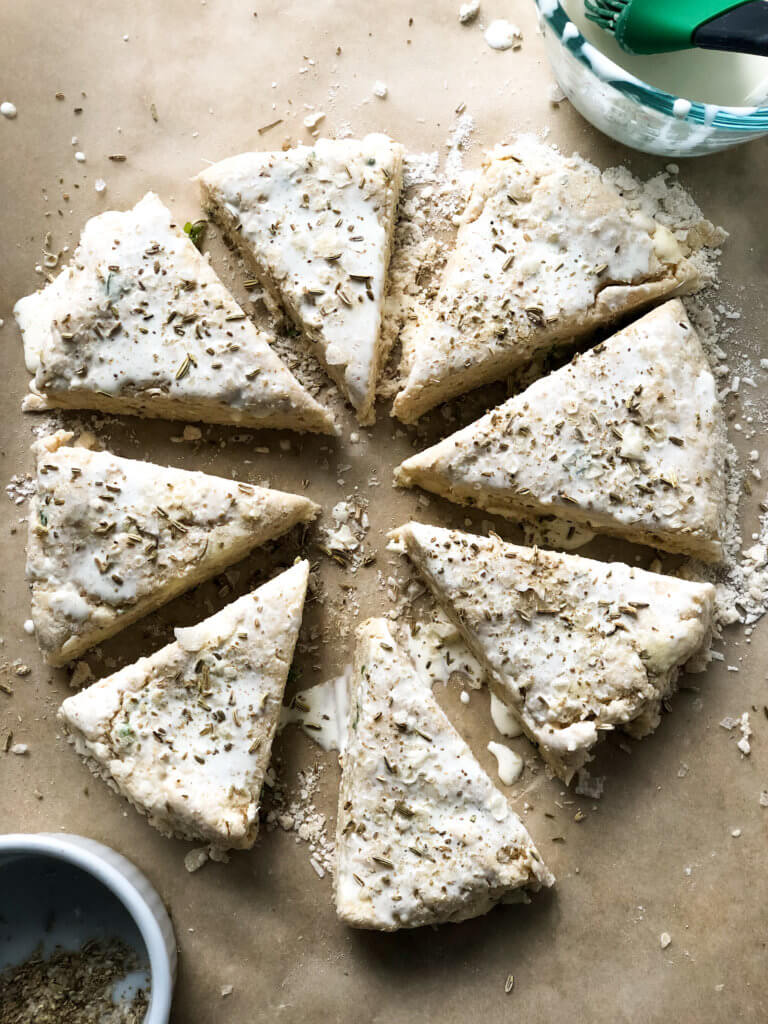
[28,431,318,665]
[198,135,404,424]
[396,301,726,562]
[14,193,334,433]
[59,562,309,849]
[389,523,715,782]
[334,617,553,931]
[394,136,699,422]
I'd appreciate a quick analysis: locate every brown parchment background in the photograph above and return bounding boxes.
[2,1,768,1021]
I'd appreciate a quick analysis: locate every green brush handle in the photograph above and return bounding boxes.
[616,0,766,53]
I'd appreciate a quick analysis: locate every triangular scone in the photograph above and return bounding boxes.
[335,618,553,931]
[198,135,404,424]
[393,136,699,422]
[396,301,727,562]
[389,523,715,783]
[59,562,309,849]
[14,192,334,434]
[28,431,319,666]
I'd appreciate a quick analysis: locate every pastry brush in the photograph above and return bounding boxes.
[584,0,768,55]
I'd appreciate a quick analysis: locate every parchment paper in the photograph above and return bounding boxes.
[2,1,767,1021]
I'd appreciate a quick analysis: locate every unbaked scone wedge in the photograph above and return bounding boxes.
[393,136,699,423]
[59,561,309,849]
[28,431,318,666]
[389,523,715,783]
[396,301,727,562]
[198,135,404,424]
[14,192,334,434]
[335,618,553,931]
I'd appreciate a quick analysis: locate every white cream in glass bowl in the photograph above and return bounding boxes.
[535,0,768,156]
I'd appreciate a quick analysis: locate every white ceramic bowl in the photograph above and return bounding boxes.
[0,833,176,1023]
[534,0,768,156]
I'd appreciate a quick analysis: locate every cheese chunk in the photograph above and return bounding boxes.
[198,135,404,424]
[14,193,334,433]
[389,523,715,782]
[59,562,309,849]
[28,431,318,665]
[335,617,553,930]
[394,136,699,422]
[396,301,726,562]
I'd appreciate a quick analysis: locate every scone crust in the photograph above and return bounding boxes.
[394,136,699,422]
[389,523,715,782]
[334,617,552,930]
[28,431,318,665]
[199,135,404,424]
[58,562,309,848]
[396,301,726,562]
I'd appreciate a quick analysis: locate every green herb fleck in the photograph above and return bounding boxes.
[184,220,207,250]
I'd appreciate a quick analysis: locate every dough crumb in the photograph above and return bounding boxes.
[184,847,210,873]
[575,769,604,800]
[660,932,672,949]
[484,19,522,50]
[1,101,17,118]
[458,0,480,24]
[69,661,94,689]
[373,80,388,99]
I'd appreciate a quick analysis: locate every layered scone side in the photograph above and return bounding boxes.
[389,523,715,782]
[28,431,319,666]
[393,135,700,423]
[14,192,335,434]
[198,135,405,424]
[334,617,553,931]
[58,562,309,849]
[396,301,727,562]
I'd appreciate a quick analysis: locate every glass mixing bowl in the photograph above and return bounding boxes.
[534,0,768,156]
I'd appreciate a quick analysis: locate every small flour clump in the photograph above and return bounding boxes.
[5,473,36,506]
[721,712,752,756]
[317,496,371,571]
[458,0,480,24]
[484,20,523,50]
[266,765,335,878]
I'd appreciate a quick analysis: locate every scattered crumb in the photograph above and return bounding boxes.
[484,20,522,51]
[23,619,35,636]
[372,81,388,99]
[317,496,371,571]
[10,743,29,755]
[266,764,335,876]
[303,111,325,130]
[458,0,480,24]
[220,984,234,997]
[74,151,86,163]
[69,661,94,689]
[575,769,604,800]
[184,847,210,873]
[1,100,17,119]
[660,932,672,949]
[737,712,752,755]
